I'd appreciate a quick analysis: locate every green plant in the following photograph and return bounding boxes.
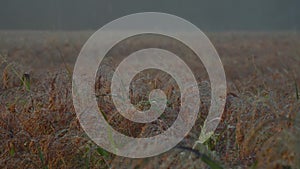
[38,146,48,169]
[22,73,31,91]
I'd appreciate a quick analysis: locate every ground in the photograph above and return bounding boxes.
[0,31,299,169]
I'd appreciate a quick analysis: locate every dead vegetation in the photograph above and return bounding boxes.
[0,31,299,169]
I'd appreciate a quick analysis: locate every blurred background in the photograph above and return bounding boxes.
[1,0,299,31]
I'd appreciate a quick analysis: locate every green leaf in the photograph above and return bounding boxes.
[38,147,48,169]
[9,147,15,156]
[96,147,110,158]
[201,154,223,169]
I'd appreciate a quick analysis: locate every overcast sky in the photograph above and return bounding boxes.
[0,0,299,31]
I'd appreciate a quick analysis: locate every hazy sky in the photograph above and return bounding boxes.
[0,0,299,31]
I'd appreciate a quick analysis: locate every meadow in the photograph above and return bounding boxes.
[0,31,299,169]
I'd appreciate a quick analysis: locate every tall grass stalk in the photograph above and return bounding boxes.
[295,80,299,100]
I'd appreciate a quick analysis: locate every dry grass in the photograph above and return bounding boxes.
[0,31,299,169]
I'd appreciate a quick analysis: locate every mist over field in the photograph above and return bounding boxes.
[0,0,299,31]
[0,1,300,169]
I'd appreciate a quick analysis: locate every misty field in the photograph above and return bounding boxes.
[0,31,299,169]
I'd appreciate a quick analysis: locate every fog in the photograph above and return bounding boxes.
[0,0,299,31]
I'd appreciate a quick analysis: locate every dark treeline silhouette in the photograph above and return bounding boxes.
[0,0,299,31]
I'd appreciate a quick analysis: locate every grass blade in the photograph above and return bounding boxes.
[295,80,299,100]
[177,146,224,169]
